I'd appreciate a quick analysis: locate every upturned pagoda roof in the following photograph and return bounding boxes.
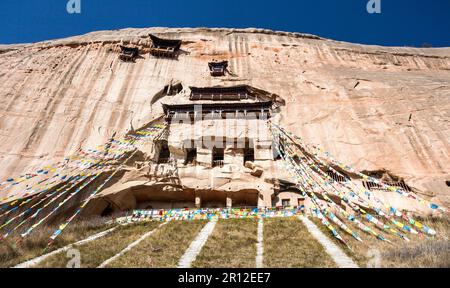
[149,34,182,50]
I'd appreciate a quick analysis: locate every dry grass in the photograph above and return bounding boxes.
[106,220,206,268]
[36,221,160,268]
[263,217,336,268]
[6,213,445,268]
[382,239,449,268]
[193,219,258,268]
[310,216,450,268]
[0,216,114,268]
[381,217,450,268]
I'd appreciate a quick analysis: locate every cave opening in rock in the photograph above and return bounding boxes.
[231,191,259,207]
[166,82,183,96]
[101,203,114,217]
[133,186,196,210]
[198,190,259,208]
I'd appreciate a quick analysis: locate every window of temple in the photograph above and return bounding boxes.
[243,148,255,164]
[281,199,290,207]
[208,61,228,76]
[158,141,170,164]
[185,148,197,165]
[119,46,139,62]
[212,147,225,167]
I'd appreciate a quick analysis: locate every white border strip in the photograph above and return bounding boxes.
[14,226,117,268]
[177,220,217,268]
[298,216,358,268]
[256,218,264,268]
[97,222,167,268]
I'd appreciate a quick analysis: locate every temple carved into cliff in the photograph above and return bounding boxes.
[0,29,446,246]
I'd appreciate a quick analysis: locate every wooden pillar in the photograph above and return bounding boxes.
[195,192,201,208]
[226,196,232,208]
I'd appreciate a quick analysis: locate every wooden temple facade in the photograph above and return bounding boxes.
[119,46,139,62]
[208,60,228,76]
[149,34,182,58]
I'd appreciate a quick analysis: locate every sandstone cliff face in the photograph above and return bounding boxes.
[0,28,449,208]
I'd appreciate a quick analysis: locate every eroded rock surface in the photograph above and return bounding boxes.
[0,27,449,211]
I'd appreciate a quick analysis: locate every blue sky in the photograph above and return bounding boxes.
[0,0,449,46]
